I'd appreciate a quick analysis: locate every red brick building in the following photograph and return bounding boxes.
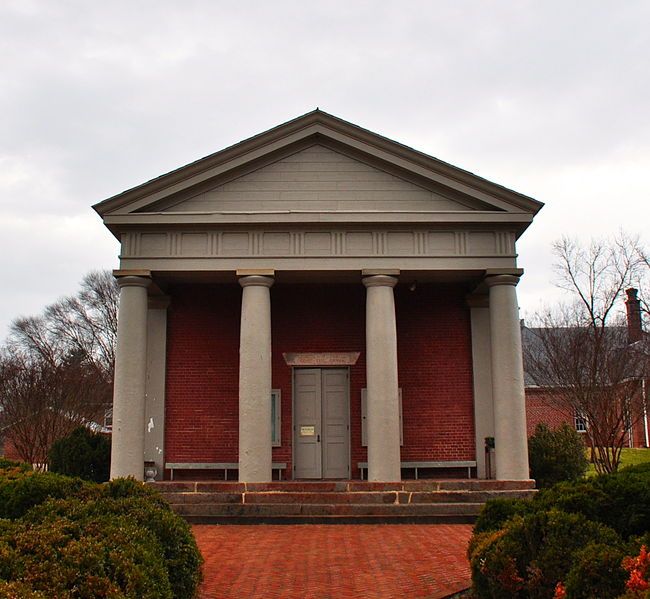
[93,111,543,482]
[523,289,649,449]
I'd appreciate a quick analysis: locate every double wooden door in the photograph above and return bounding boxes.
[293,368,350,479]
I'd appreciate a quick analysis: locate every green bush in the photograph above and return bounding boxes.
[0,457,31,472]
[470,510,621,598]
[0,470,88,520]
[102,475,163,501]
[470,461,650,597]
[0,470,203,598]
[26,483,203,598]
[533,480,611,524]
[473,497,531,534]
[503,467,649,540]
[528,423,588,488]
[48,426,111,483]
[0,580,47,598]
[563,542,627,599]
[0,515,173,598]
[592,466,650,539]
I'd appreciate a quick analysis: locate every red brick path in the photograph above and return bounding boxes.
[193,524,473,598]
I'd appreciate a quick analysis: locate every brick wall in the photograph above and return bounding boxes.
[525,385,649,448]
[165,284,241,465]
[525,388,575,437]
[396,284,475,463]
[2,436,22,462]
[164,282,476,478]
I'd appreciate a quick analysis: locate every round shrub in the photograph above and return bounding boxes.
[0,581,47,598]
[102,475,163,501]
[528,423,588,488]
[563,542,627,599]
[0,515,173,598]
[533,480,610,523]
[0,470,88,520]
[470,510,622,598]
[473,498,531,534]
[592,467,650,539]
[26,490,203,598]
[48,426,111,483]
[0,458,30,472]
[529,467,650,540]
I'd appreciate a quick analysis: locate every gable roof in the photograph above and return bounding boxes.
[93,109,543,230]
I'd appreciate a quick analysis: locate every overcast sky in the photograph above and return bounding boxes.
[1,1,648,339]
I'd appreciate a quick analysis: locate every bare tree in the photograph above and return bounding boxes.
[12,271,118,384]
[0,271,117,465]
[0,351,109,466]
[524,233,648,474]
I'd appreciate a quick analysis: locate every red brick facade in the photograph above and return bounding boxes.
[525,388,575,437]
[524,385,649,448]
[164,282,475,479]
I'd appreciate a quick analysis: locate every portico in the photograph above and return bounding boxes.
[95,110,542,483]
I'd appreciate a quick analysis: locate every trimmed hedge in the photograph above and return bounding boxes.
[0,515,173,598]
[0,458,30,472]
[470,510,621,598]
[27,494,202,598]
[470,462,650,598]
[528,423,589,488]
[476,462,650,540]
[0,466,203,598]
[0,470,89,520]
[48,426,111,483]
[564,542,628,599]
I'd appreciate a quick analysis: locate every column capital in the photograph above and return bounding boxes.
[362,275,398,289]
[116,275,151,289]
[239,275,274,289]
[485,274,520,288]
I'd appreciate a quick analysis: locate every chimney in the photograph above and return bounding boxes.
[625,288,643,344]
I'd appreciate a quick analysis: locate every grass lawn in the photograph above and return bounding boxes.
[586,447,650,476]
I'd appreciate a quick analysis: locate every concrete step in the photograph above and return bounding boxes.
[157,488,535,506]
[171,501,483,518]
[184,514,478,525]
[151,479,536,493]
[152,479,536,524]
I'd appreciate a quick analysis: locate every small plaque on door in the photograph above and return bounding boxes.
[300,426,316,437]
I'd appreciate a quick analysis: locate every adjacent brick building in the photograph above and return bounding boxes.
[523,289,649,448]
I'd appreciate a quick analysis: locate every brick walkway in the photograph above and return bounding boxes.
[193,524,473,598]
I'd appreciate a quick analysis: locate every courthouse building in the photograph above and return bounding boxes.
[94,110,543,483]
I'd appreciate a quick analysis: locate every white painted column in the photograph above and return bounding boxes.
[238,275,274,482]
[144,296,170,480]
[486,274,529,480]
[363,275,401,482]
[110,275,150,480]
[467,294,495,479]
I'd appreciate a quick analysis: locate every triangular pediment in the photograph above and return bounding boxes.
[94,110,543,230]
[150,144,485,214]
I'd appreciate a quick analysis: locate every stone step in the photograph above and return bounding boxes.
[171,501,483,518]
[153,480,536,524]
[151,479,536,494]
[184,513,478,525]
[157,488,535,505]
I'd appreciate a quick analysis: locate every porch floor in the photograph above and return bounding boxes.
[193,523,473,599]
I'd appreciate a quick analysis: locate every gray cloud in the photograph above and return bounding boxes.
[1,0,648,337]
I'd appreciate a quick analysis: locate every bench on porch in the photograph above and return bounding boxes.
[165,462,287,481]
[357,460,477,480]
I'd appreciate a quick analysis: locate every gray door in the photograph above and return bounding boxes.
[294,368,350,479]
